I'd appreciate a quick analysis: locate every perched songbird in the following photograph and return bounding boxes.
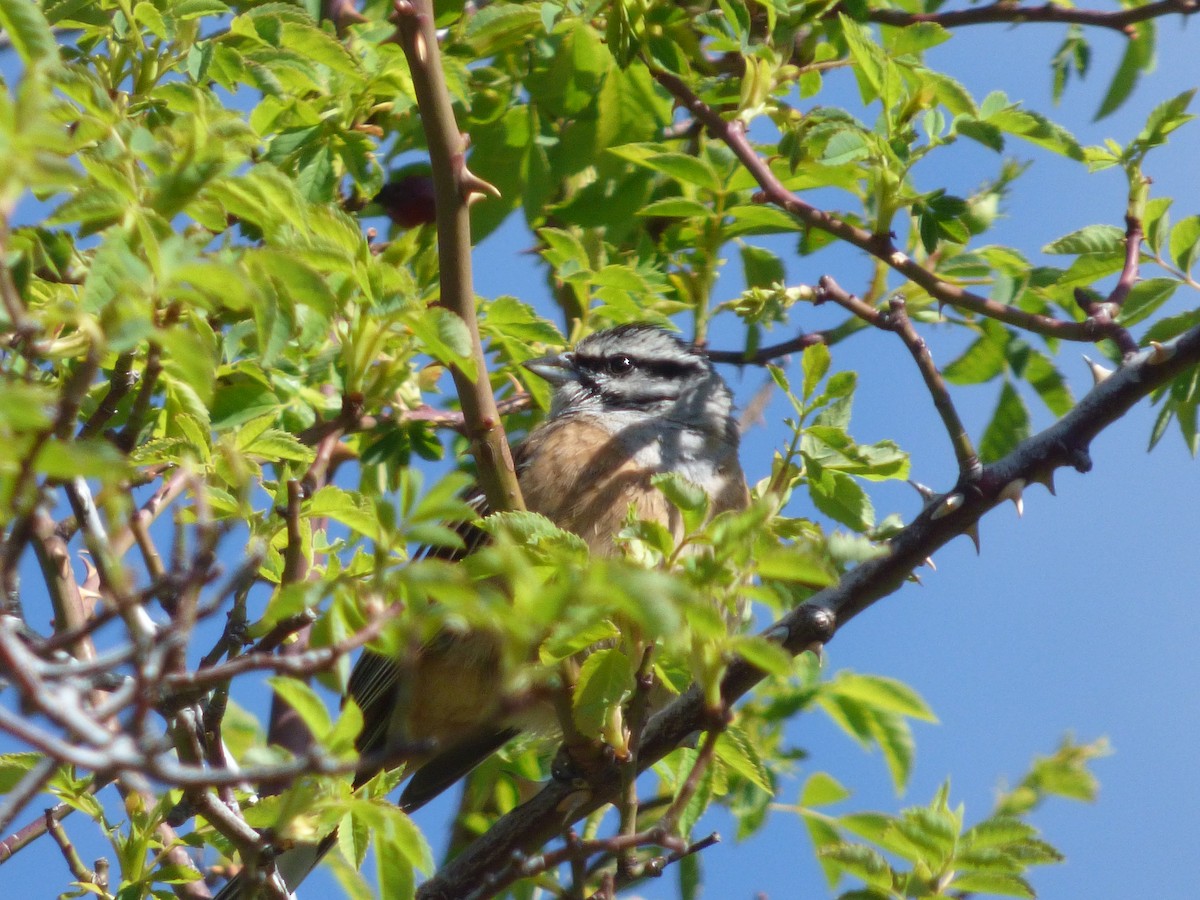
[216,324,748,897]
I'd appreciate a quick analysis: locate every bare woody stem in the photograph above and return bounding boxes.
[649,69,1141,354]
[858,0,1199,36]
[388,0,524,513]
[817,276,980,482]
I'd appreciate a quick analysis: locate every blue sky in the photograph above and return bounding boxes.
[2,9,1198,900]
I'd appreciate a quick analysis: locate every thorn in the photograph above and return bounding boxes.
[1030,469,1056,496]
[413,27,427,63]
[931,492,964,520]
[1148,340,1175,365]
[460,165,501,203]
[964,523,980,554]
[923,556,937,571]
[910,571,923,586]
[998,478,1026,517]
[1083,355,1113,385]
[908,480,936,502]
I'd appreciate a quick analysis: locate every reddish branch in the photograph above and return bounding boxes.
[816,277,981,481]
[649,69,1142,355]
[859,0,1199,37]
[705,329,827,364]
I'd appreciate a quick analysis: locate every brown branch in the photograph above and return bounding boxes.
[657,728,721,838]
[387,0,525,514]
[1108,213,1143,310]
[586,832,720,900]
[859,0,1199,37]
[114,342,163,453]
[0,800,78,865]
[649,69,1139,353]
[705,329,827,365]
[417,321,1200,899]
[472,826,688,900]
[818,277,980,481]
[77,352,137,441]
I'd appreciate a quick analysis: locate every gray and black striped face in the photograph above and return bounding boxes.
[524,325,734,430]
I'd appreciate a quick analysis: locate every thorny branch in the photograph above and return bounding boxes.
[386,0,525,515]
[415,322,1200,899]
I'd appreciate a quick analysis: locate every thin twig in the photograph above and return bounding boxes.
[859,0,1199,37]
[817,276,980,482]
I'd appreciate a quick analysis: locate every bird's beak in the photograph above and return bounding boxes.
[522,351,577,386]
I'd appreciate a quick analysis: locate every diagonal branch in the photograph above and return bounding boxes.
[416,321,1200,899]
[649,69,1140,354]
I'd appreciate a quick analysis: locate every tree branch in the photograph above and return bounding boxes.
[650,68,1141,353]
[386,0,524,514]
[859,0,1199,37]
[416,321,1200,899]
[817,277,980,481]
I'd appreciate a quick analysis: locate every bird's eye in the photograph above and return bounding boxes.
[607,355,634,375]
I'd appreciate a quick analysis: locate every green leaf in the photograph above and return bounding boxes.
[35,439,129,480]
[636,197,714,219]
[1095,21,1154,120]
[539,620,621,664]
[807,467,874,532]
[0,0,57,65]
[755,544,836,588]
[1168,215,1200,274]
[830,673,937,722]
[1118,278,1178,328]
[951,871,1035,898]
[800,771,851,808]
[715,726,773,793]
[466,3,543,56]
[801,343,831,401]
[1021,349,1073,417]
[1042,224,1124,255]
[621,150,721,193]
[839,14,884,105]
[979,381,1030,463]
[821,130,870,166]
[307,486,382,542]
[882,22,950,57]
[740,244,785,290]
[732,634,799,678]
[267,677,332,740]
[573,647,633,738]
[651,471,710,533]
[1135,88,1196,150]
[0,753,47,792]
[943,334,1006,385]
[408,308,478,381]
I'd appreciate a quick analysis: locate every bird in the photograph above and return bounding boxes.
[215,323,748,897]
